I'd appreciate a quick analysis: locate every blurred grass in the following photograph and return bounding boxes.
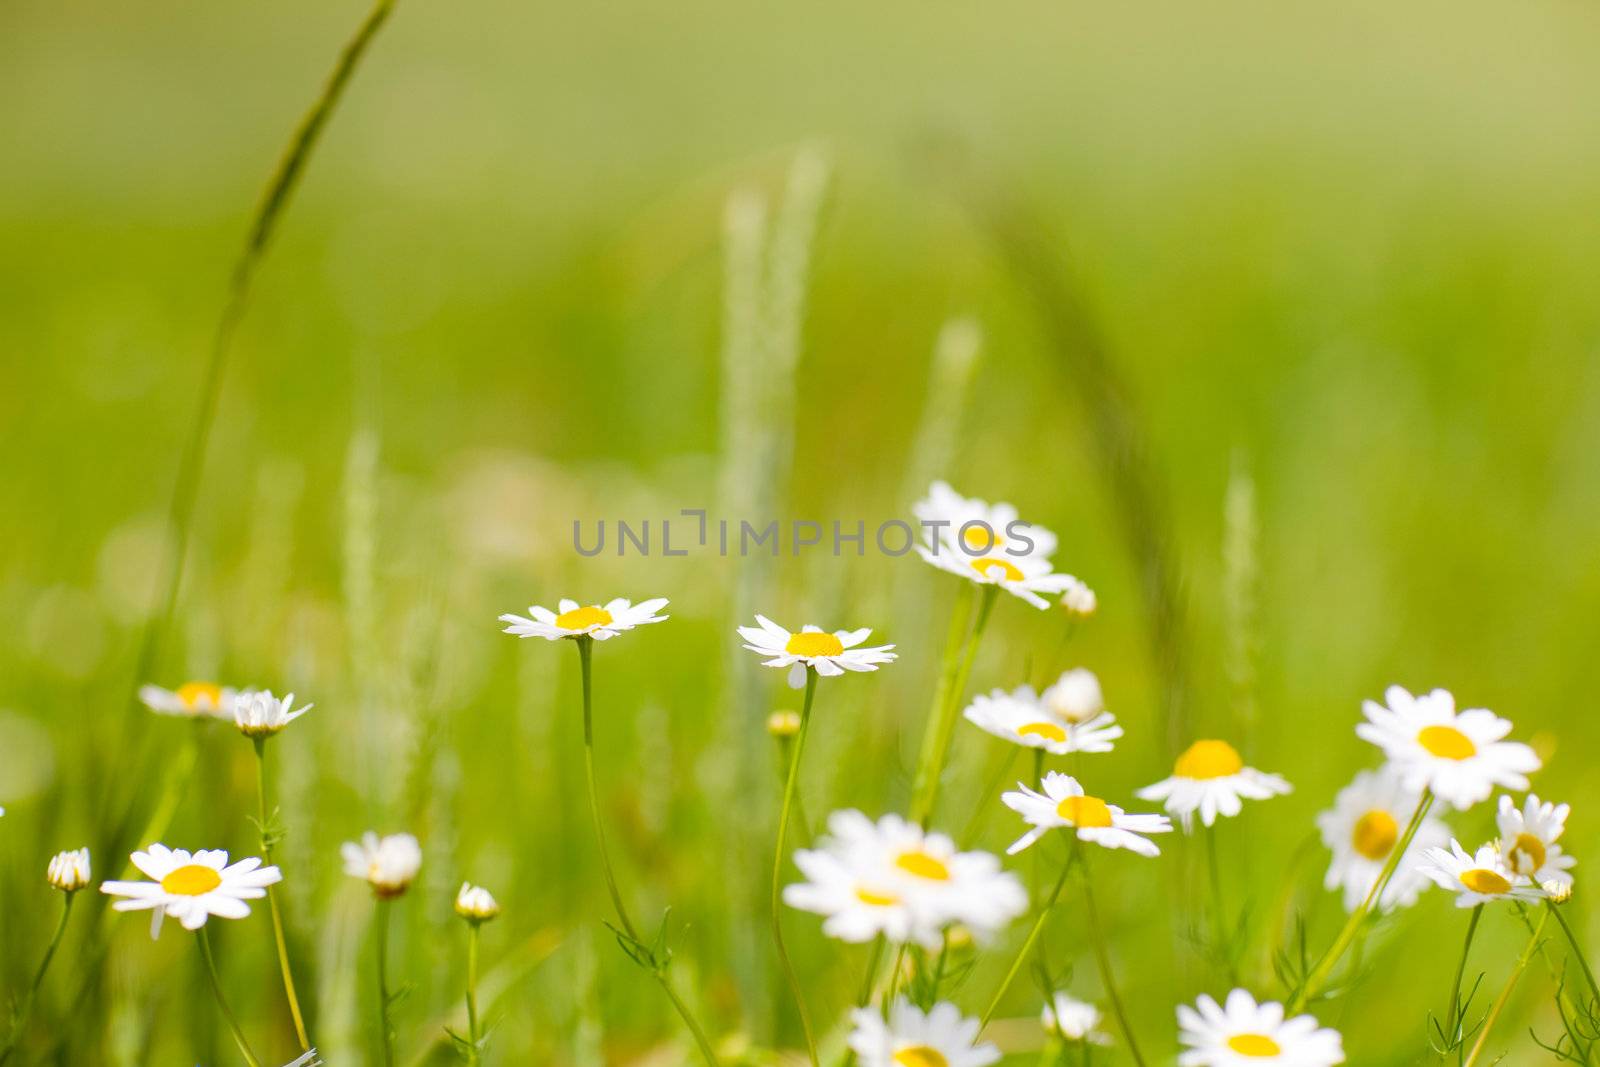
[3,0,1600,1063]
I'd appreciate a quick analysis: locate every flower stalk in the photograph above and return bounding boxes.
[1463,906,1550,1067]
[1079,846,1147,1067]
[909,584,1000,824]
[771,666,821,1067]
[199,927,265,1067]
[252,737,311,1050]
[0,892,77,1066]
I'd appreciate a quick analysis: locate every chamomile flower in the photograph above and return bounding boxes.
[100,844,281,939]
[1002,772,1171,856]
[455,882,500,922]
[1355,686,1540,811]
[1315,768,1449,911]
[1041,668,1105,724]
[1043,993,1112,1045]
[47,848,91,892]
[1137,740,1291,830]
[499,597,669,641]
[784,810,1026,948]
[1177,990,1344,1067]
[737,615,897,689]
[1058,577,1098,617]
[1497,794,1575,888]
[233,689,312,738]
[1418,840,1545,907]
[139,681,236,720]
[913,480,1058,561]
[917,545,1083,610]
[964,684,1122,755]
[342,832,423,897]
[849,998,1001,1067]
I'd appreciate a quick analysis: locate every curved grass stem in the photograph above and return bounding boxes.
[771,667,820,1067]
[1441,904,1483,1060]
[199,927,264,1067]
[1548,901,1600,1010]
[982,851,1073,1028]
[0,892,76,1066]
[1463,907,1549,1067]
[909,584,999,824]
[253,738,311,1050]
[1079,847,1147,1067]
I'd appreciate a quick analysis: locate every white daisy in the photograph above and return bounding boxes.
[1137,740,1291,830]
[1497,793,1575,888]
[1043,992,1111,1045]
[281,1052,322,1067]
[1355,685,1540,811]
[138,681,237,720]
[849,998,1001,1067]
[913,480,1058,561]
[1040,668,1105,724]
[917,545,1084,610]
[499,597,669,641]
[1418,840,1546,907]
[1177,989,1344,1066]
[100,844,282,939]
[1058,577,1098,617]
[46,848,91,892]
[455,882,500,922]
[233,689,312,738]
[737,615,897,689]
[342,832,423,897]
[784,810,1026,948]
[1315,768,1449,912]
[1002,772,1171,856]
[963,684,1122,755]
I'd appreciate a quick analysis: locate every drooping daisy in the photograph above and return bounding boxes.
[1041,668,1106,724]
[1002,772,1172,856]
[1043,992,1112,1045]
[1058,577,1098,617]
[1137,740,1291,830]
[1497,793,1575,888]
[233,689,313,738]
[455,882,501,923]
[849,998,1001,1067]
[737,615,897,689]
[917,545,1083,610]
[342,832,423,897]
[47,848,92,892]
[1355,686,1540,811]
[913,480,1058,561]
[139,681,237,720]
[499,597,669,641]
[964,684,1122,755]
[1315,768,1450,911]
[1417,840,1546,907]
[1177,989,1344,1066]
[100,844,282,938]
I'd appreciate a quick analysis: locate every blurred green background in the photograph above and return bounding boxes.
[3,0,1600,1062]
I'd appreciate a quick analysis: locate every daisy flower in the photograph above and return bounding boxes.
[100,844,282,938]
[1418,840,1546,907]
[917,545,1083,610]
[1355,685,1540,811]
[849,998,1001,1067]
[1043,992,1111,1045]
[1315,768,1449,911]
[282,1053,322,1067]
[1002,772,1171,856]
[1497,793,1575,888]
[233,689,312,738]
[1058,577,1098,617]
[47,848,91,892]
[737,615,897,689]
[913,480,1058,561]
[455,882,500,922]
[342,832,423,897]
[1041,668,1107,724]
[1137,740,1291,830]
[964,684,1122,755]
[1177,989,1344,1066]
[784,811,1026,947]
[139,681,236,720]
[499,597,668,641]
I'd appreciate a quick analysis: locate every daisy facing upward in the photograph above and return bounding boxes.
[1177,989,1344,1067]
[1002,773,1172,857]
[963,682,1123,756]
[1138,739,1291,830]
[1355,685,1540,810]
[1496,793,1575,888]
[737,614,897,689]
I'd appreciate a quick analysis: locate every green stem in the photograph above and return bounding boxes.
[199,927,264,1067]
[857,936,886,1008]
[910,584,999,824]
[1079,847,1147,1067]
[1463,907,1549,1067]
[254,739,311,1051]
[1549,901,1600,1010]
[772,668,820,1067]
[1205,825,1235,982]
[982,852,1073,1027]
[377,897,395,1067]
[465,922,481,1066]
[0,893,76,1066]
[1443,905,1483,1062]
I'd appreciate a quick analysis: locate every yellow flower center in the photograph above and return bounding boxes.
[555,605,613,630]
[1508,833,1547,873]
[1226,1033,1282,1057]
[1017,721,1068,743]
[160,864,223,896]
[1174,739,1244,780]
[893,1048,949,1067]
[971,557,1023,582]
[785,631,845,657]
[1055,794,1114,828]
[961,524,1003,551]
[1461,868,1512,895]
[176,681,222,709]
[1351,810,1399,861]
[1418,724,1476,760]
[895,849,952,881]
[855,887,900,907]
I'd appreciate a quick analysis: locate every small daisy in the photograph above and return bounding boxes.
[139,681,236,720]
[849,998,1001,1067]
[1137,740,1291,830]
[233,689,313,738]
[342,832,423,897]
[1058,577,1098,617]
[737,615,897,689]
[917,545,1084,610]
[913,480,1058,561]
[100,844,281,938]
[1177,989,1344,1066]
[455,882,500,922]
[964,684,1122,755]
[499,597,669,641]
[1418,840,1545,907]
[1497,793,1575,888]
[46,847,92,892]
[1040,668,1106,724]
[1315,768,1450,911]
[1355,685,1540,811]
[1043,992,1112,1045]
[1002,772,1171,856]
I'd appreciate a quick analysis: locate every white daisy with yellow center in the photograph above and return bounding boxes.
[784,811,1026,948]
[963,683,1122,756]
[100,844,282,939]
[1355,685,1540,811]
[1177,989,1344,1066]
[455,882,501,922]
[1137,740,1291,830]
[737,615,897,689]
[917,545,1085,611]
[1315,768,1449,912]
[1496,793,1575,888]
[1002,772,1171,856]
[138,681,237,720]
[1043,992,1112,1045]
[342,832,423,898]
[848,998,1001,1067]
[499,597,669,641]
[913,480,1059,562]
[233,689,313,738]
[1418,840,1546,907]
